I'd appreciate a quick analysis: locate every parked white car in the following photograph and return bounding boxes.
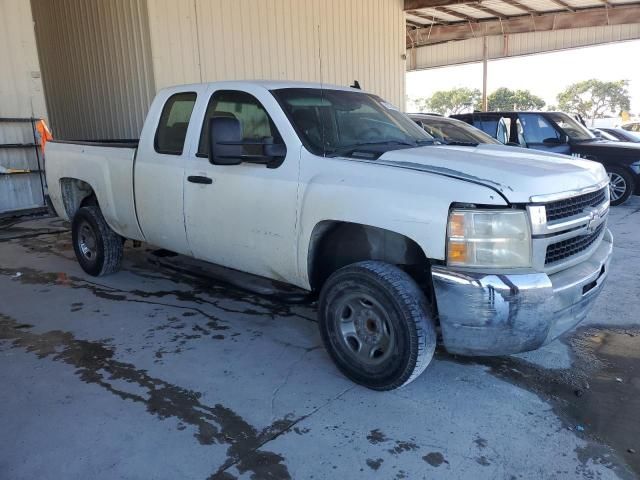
[46,81,612,390]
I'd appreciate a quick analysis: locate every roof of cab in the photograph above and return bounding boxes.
[161,79,361,93]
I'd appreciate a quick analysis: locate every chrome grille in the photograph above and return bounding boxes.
[545,187,607,222]
[545,223,605,266]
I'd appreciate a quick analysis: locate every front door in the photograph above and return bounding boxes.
[518,113,571,155]
[183,88,300,284]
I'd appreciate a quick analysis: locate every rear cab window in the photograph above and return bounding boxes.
[155,92,197,155]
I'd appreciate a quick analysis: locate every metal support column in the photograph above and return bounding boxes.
[482,36,488,112]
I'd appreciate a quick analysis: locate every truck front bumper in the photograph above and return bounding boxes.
[431,229,613,356]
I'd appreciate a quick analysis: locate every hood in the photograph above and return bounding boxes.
[572,139,640,161]
[376,144,608,204]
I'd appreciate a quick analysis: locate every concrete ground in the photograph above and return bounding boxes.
[1,198,639,480]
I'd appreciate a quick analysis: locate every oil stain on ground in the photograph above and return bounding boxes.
[0,313,294,480]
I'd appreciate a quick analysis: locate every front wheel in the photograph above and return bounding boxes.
[608,167,635,206]
[318,261,436,390]
[72,206,123,276]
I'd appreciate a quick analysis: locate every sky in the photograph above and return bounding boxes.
[406,39,640,115]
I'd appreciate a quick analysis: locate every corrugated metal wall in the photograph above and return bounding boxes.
[31,0,156,140]
[147,0,407,108]
[0,0,48,119]
[408,23,640,70]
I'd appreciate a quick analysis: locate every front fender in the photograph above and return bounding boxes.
[296,154,507,289]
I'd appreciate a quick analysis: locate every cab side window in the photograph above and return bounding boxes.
[519,114,560,144]
[155,92,197,155]
[198,90,282,156]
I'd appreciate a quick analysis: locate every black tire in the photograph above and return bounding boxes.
[71,206,123,276]
[607,167,635,206]
[318,261,436,390]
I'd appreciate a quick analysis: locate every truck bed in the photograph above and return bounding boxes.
[45,139,144,241]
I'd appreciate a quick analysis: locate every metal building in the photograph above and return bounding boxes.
[5,0,406,141]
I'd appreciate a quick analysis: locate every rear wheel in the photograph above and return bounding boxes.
[72,206,123,276]
[607,167,634,206]
[318,261,436,390]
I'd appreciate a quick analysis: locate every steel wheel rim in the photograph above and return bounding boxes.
[78,221,97,261]
[609,172,627,201]
[333,292,394,366]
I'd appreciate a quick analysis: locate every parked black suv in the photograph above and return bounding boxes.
[452,111,640,205]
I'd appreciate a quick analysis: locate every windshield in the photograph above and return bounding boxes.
[595,129,619,141]
[546,112,595,141]
[272,88,433,156]
[416,117,499,145]
[618,130,640,141]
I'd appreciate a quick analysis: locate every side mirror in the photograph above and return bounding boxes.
[264,141,287,158]
[542,136,566,145]
[208,117,287,168]
[209,117,243,165]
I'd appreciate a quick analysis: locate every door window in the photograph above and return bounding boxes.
[198,90,282,156]
[155,92,197,155]
[518,113,560,144]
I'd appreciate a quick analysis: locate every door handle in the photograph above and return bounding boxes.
[187,175,213,184]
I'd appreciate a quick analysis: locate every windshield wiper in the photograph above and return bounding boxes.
[329,140,418,157]
[441,141,479,146]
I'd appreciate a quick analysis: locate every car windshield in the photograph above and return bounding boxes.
[624,130,640,141]
[595,129,619,141]
[546,112,595,141]
[271,88,433,156]
[416,117,499,145]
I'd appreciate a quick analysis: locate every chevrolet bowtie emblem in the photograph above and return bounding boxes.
[586,209,601,233]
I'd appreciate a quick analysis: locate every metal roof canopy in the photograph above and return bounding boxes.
[405,0,640,47]
[405,0,640,111]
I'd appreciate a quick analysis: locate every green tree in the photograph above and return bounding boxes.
[411,97,431,112]
[487,87,545,111]
[557,80,631,124]
[422,88,482,115]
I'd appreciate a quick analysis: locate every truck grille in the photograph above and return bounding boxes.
[545,187,607,222]
[545,223,605,265]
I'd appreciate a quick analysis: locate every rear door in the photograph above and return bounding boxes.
[134,87,204,255]
[182,86,300,283]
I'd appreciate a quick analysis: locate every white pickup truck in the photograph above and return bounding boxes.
[46,81,613,390]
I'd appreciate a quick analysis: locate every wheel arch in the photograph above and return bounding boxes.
[60,178,98,219]
[307,220,432,292]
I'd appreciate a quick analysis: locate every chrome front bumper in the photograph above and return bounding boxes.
[431,229,613,356]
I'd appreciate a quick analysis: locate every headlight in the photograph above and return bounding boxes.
[446,209,531,268]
